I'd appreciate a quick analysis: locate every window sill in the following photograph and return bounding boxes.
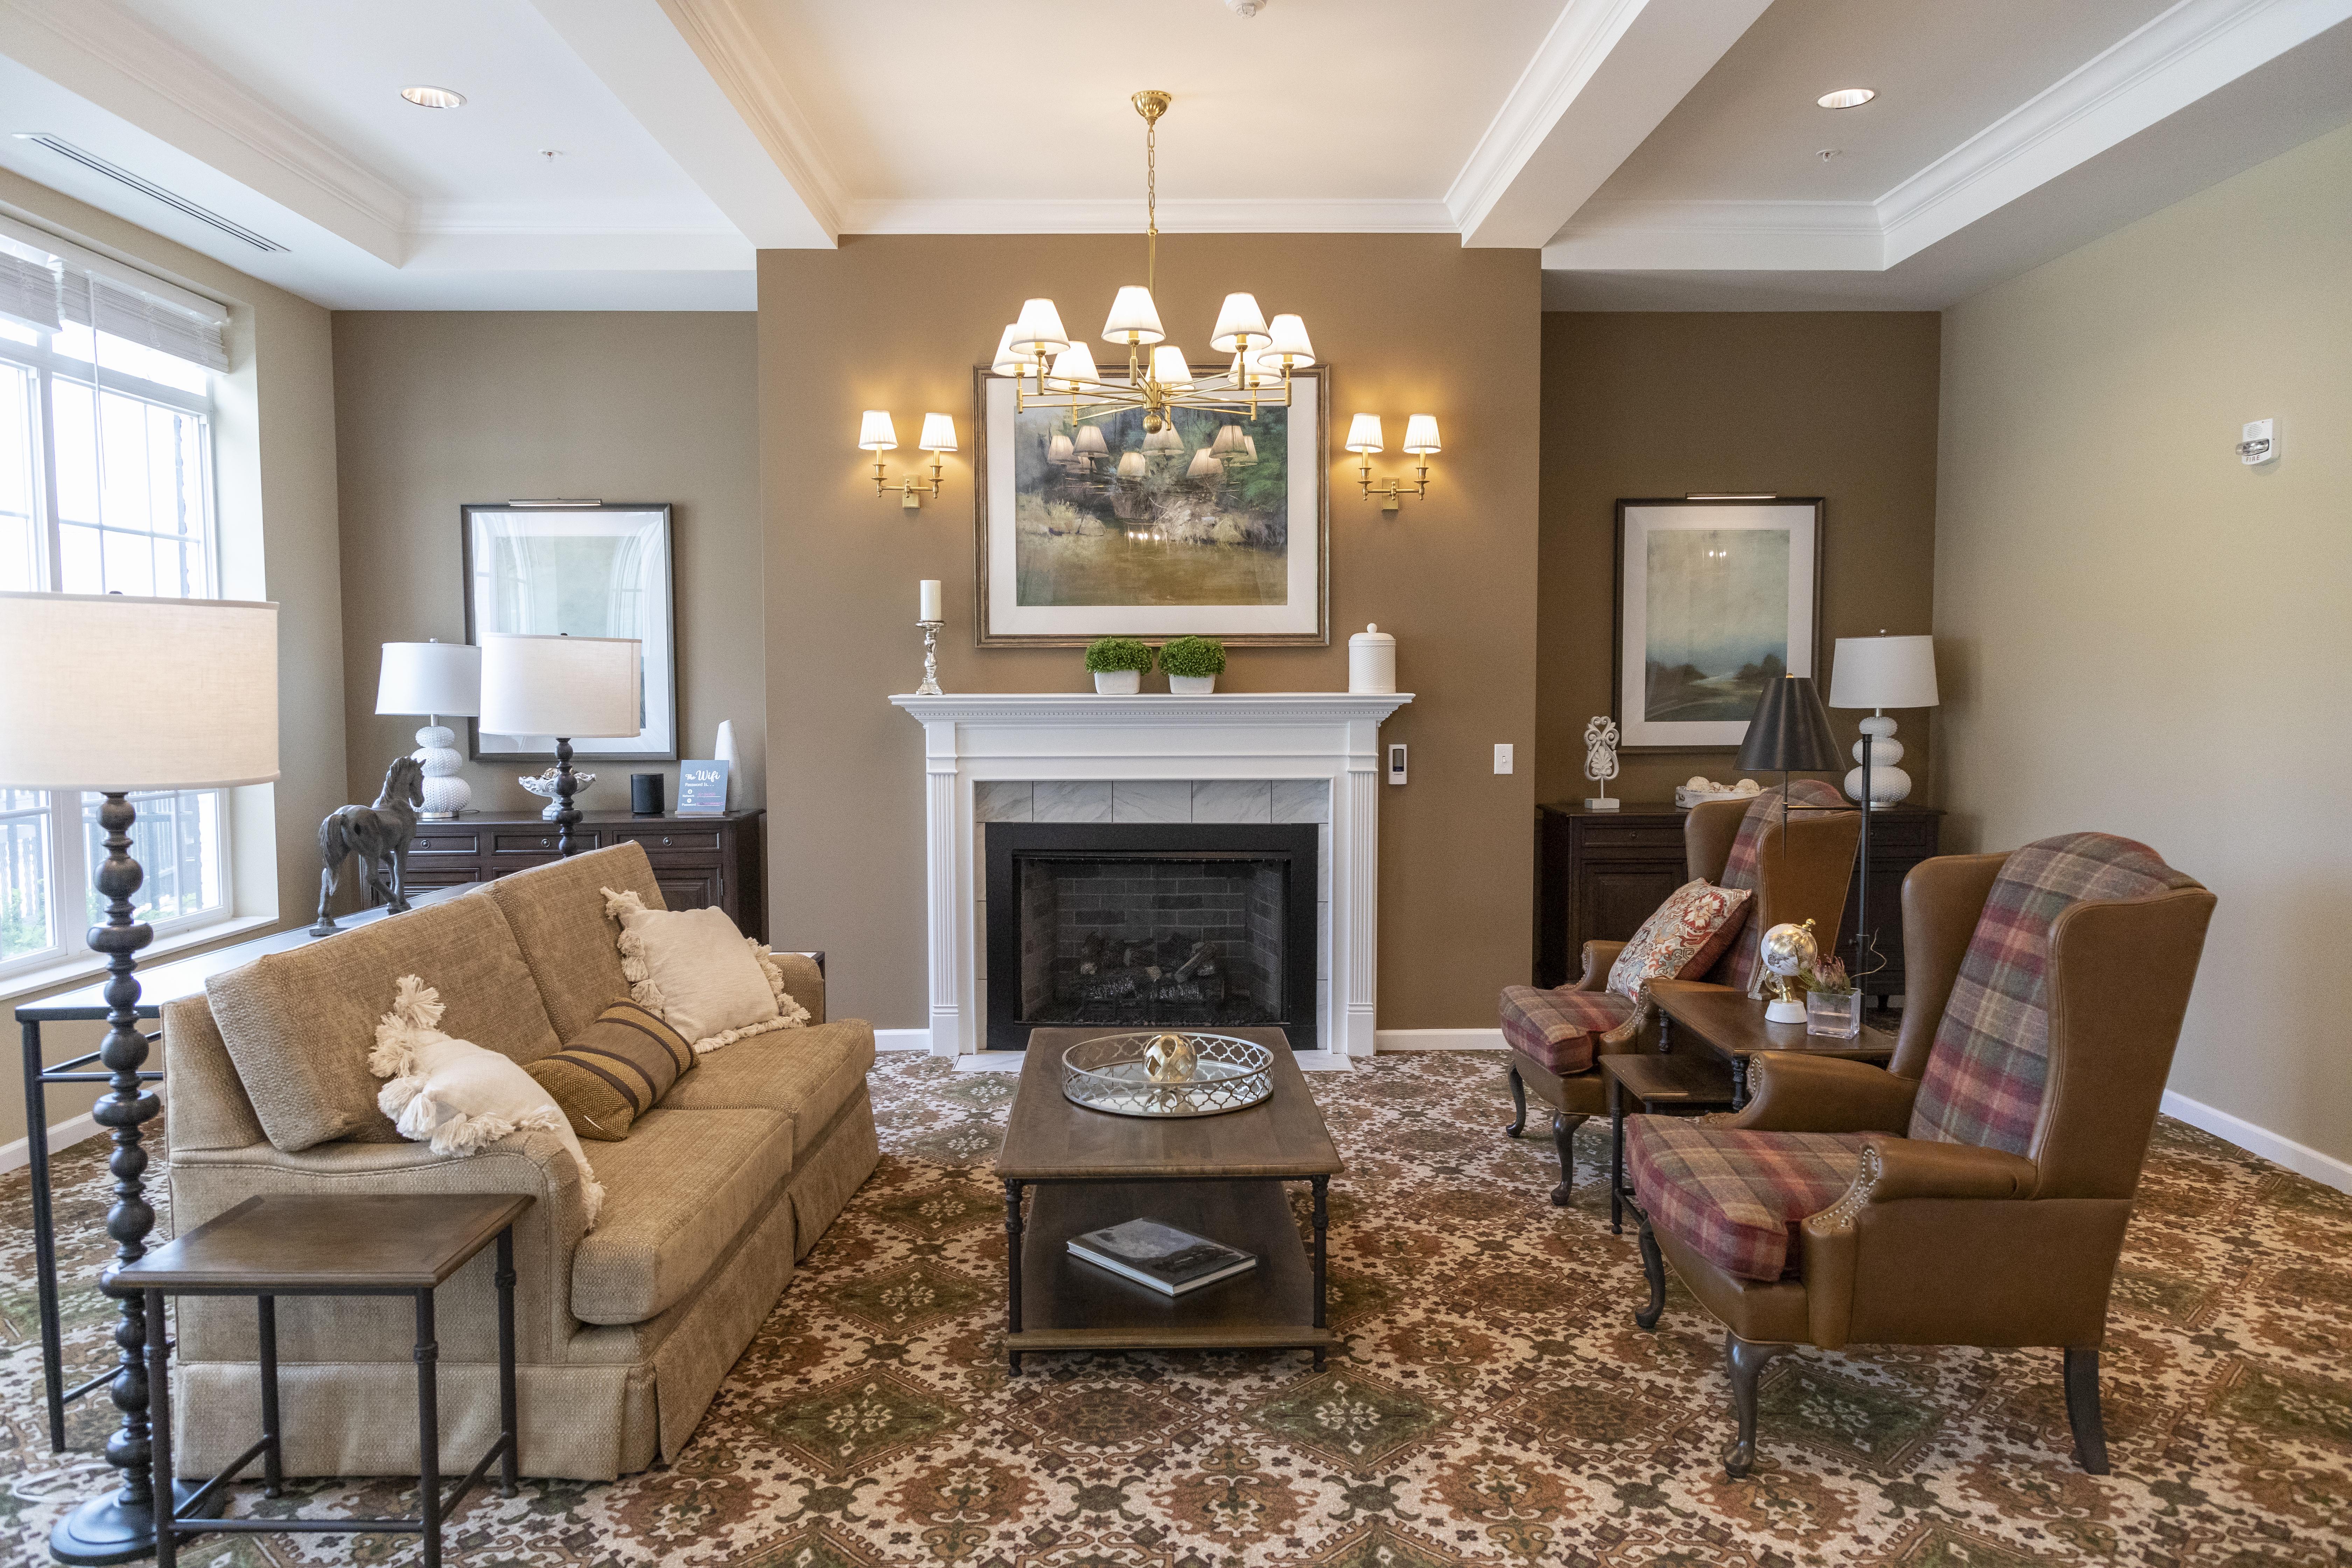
[0,915,277,1011]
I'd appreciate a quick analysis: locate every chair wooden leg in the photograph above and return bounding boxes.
[1550,1113,1586,1206]
[1633,1208,1667,1330]
[1503,1064,1526,1138]
[2064,1346,2110,1475]
[1723,1333,1791,1479]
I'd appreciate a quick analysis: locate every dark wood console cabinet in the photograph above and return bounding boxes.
[1535,800,1940,1002]
[373,808,768,941]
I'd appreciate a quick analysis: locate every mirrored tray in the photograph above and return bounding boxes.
[1060,1032,1276,1118]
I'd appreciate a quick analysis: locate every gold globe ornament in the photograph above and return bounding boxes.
[1759,918,1818,1024]
[1143,1032,1199,1083]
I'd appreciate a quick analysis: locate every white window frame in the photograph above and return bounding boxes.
[0,323,233,983]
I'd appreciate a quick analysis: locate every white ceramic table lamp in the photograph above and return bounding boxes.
[1827,633,1939,808]
[478,632,640,858]
[0,590,277,1563]
[375,639,481,820]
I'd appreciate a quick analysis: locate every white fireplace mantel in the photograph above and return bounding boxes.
[891,691,1413,1057]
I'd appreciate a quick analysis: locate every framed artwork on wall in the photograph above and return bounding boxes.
[462,501,679,761]
[1612,497,1823,751]
[973,365,1329,645]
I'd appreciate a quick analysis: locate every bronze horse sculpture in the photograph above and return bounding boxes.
[312,755,425,935]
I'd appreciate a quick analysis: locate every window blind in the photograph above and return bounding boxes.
[58,272,230,372]
[0,215,231,372]
[0,251,63,334]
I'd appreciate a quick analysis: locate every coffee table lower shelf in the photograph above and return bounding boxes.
[1005,1179,1332,1370]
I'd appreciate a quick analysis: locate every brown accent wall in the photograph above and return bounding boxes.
[331,313,764,821]
[760,234,1541,1029]
[1536,312,1942,808]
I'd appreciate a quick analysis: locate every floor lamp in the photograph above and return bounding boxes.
[1827,634,1940,977]
[0,592,278,1565]
[477,633,642,858]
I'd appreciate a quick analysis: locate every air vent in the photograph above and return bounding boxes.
[13,135,288,253]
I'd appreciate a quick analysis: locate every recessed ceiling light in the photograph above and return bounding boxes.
[400,85,466,109]
[1817,88,1875,110]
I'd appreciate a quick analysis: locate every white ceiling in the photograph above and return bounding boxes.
[0,0,2345,312]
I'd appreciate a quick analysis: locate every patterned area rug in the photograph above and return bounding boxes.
[5,1051,2351,1566]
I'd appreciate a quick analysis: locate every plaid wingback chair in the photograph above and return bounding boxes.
[1496,780,1856,1203]
[1622,833,2214,1479]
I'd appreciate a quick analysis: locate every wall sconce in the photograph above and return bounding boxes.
[1345,413,1442,511]
[860,410,957,509]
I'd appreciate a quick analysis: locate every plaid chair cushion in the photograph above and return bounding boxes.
[1910,832,2199,1155]
[1498,985,1636,1074]
[1707,779,1850,994]
[1627,1116,1866,1281]
[1604,879,1752,1002]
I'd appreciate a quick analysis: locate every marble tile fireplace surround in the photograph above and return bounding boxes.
[890,692,1414,1057]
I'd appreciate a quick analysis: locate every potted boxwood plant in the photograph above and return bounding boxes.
[1084,636,1155,695]
[1159,635,1226,695]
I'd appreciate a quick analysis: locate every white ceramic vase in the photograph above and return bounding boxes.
[1168,674,1217,695]
[1093,670,1141,695]
[410,723,470,819]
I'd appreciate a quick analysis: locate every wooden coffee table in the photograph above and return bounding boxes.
[995,1027,1342,1373]
[1647,979,1898,1109]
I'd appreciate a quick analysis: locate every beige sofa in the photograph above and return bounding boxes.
[161,841,878,1480]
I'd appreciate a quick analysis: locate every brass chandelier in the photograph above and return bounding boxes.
[991,91,1312,430]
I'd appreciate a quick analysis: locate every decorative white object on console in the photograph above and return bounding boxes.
[376,640,481,820]
[1827,633,1939,808]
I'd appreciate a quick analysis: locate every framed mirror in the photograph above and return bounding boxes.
[462,502,677,761]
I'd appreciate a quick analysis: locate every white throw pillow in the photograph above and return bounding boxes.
[601,889,811,1053]
[369,976,604,1228]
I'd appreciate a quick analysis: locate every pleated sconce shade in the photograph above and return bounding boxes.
[478,633,641,739]
[0,592,279,790]
[1734,674,1843,774]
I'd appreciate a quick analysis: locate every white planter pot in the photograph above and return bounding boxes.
[1168,674,1217,695]
[1093,669,1142,695]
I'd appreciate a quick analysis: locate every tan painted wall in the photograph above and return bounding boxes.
[1536,313,1944,809]
[0,171,344,1149]
[331,313,764,826]
[760,234,1541,1029]
[1935,121,2352,1170]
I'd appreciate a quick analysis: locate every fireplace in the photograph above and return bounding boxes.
[986,822,1319,1051]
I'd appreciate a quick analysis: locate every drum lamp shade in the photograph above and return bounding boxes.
[376,640,482,717]
[478,633,641,739]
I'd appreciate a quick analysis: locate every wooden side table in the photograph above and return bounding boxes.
[1601,1053,1736,1235]
[124,1194,531,1568]
[1649,980,1898,1109]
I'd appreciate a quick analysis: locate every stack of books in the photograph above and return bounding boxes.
[1067,1218,1258,1297]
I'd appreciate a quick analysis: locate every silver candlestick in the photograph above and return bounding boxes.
[915,620,944,695]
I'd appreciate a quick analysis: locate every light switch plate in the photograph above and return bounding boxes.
[1493,743,1513,775]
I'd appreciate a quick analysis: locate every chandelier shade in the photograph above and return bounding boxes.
[1103,286,1166,345]
[1149,345,1194,390]
[1011,298,1071,356]
[1116,451,1146,478]
[1257,313,1315,370]
[992,324,1028,376]
[1211,293,1269,352]
[1049,342,1101,391]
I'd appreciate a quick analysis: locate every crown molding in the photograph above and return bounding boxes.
[654,0,843,241]
[1545,200,1882,271]
[842,196,1457,237]
[1874,0,2352,265]
[0,0,410,262]
[1447,0,1649,240]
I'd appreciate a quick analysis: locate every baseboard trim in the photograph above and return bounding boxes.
[2162,1089,2352,1194]
[874,1029,932,1052]
[0,1111,102,1177]
[1375,1028,1505,1052]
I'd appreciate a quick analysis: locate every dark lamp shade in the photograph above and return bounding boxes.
[1734,674,1843,773]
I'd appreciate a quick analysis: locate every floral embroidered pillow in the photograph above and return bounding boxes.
[1606,879,1753,1003]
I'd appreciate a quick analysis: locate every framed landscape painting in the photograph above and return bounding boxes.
[1613,497,1823,750]
[975,366,1328,644]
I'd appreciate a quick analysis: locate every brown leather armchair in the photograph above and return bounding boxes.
[1498,780,1859,1202]
[1623,833,2215,1479]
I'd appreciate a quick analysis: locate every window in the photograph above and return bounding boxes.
[0,314,230,978]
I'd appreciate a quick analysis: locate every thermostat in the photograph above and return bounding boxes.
[2238,418,2277,465]
[1387,743,1407,785]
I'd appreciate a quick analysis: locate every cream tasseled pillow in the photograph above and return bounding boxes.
[369,976,604,1228]
[601,888,811,1052]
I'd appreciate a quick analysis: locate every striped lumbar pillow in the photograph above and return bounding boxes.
[526,1000,695,1141]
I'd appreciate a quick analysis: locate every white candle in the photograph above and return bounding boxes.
[919,580,942,623]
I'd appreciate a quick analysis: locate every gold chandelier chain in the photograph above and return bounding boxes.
[1145,110,1157,293]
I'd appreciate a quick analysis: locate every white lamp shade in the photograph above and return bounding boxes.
[1210,424,1246,455]
[1116,450,1147,478]
[1402,414,1442,455]
[1829,634,1940,709]
[1345,413,1385,454]
[376,640,481,717]
[1255,313,1314,369]
[858,410,897,450]
[992,324,1031,376]
[1010,297,1070,354]
[919,412,957,453]
[1149,345,1194,390]
[1048,341,1100,391]
[1101,286,1165,345]
[1185,447,1219,478]
[1210,292,1269,351]
[1074,424,1108,455]
[479,634,642,739]
[1047,430,1076,462]
[0,593,278,789]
